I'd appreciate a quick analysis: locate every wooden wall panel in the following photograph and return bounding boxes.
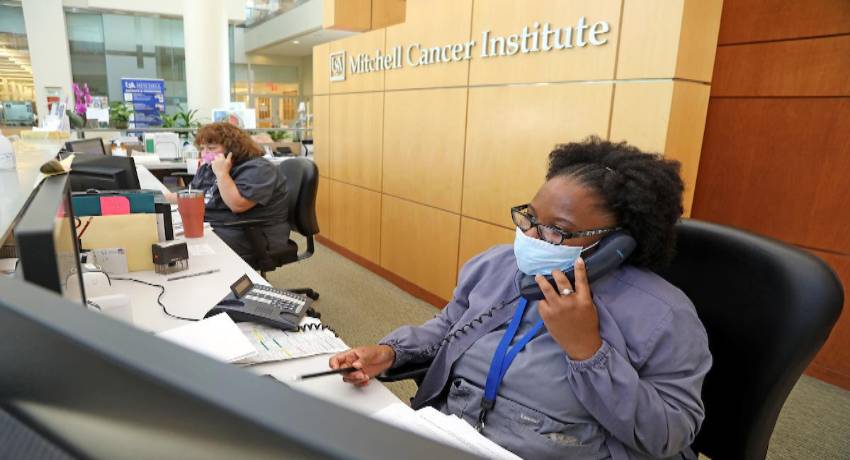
[610,81,674,154]
[372,0,406,30]
[663,82,711,216]
[674,0,724,82]
[313,43,330,96]
[380,196,460,300]
[323,0,372,32]
[468,0,621,86]
[696,0,850,390]
[616,0,683,79]
[329,180,382,263]
[458,218,514,274]
[462,83,613,228]
[316,176,331,239]
[610,81,711,215]
[329,92,384,191]
[312,95,330,176]
[806,249,850,389]
[692,98,850,253]
[329,29,386,94]
[384,0,473,90]
[717,0,850,45]
[617,0,722,82]
[382,88,467,212]
[711,35,850,97]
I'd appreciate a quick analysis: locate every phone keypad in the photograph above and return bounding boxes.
[243,285,307,314]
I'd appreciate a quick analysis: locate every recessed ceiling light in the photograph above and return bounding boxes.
[292,40,300,44]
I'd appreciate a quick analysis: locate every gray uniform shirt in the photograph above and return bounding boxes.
[381,245,712,460]
[190,158,290,258]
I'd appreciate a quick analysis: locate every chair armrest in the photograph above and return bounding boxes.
[377,362,429,384]
[212,219,268,228]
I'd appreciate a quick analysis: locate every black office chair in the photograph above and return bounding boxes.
[215,158,320,300]
[380,219,844,460]
[655,219,843,459]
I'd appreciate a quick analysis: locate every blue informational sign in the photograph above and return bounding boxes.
[121,78,165,128]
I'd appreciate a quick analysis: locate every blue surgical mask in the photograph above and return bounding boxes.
[513,227,598,276]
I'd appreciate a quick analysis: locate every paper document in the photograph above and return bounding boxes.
[135,165,171,195]
[157,313,257,363]
[234,318,348,365]
[372,403,521,460]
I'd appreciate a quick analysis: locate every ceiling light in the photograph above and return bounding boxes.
[292,40,300,44]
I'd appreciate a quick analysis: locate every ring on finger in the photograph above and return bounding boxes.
[561,288,574,296]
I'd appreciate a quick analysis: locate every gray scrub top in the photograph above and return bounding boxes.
[190,157,290,257]
[441,301,611,459]
[381,245,712,460]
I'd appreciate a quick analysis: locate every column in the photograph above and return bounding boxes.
[21,0,74,123]
[183,0,230,122]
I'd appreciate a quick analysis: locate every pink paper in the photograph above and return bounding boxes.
[100,196,131,215]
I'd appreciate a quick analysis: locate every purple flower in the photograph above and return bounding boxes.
[73,82,93,116]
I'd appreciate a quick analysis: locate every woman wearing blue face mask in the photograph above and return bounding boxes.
[166,122,290,259]
[331,136,711,460]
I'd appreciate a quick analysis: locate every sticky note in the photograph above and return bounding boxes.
[100,196,131,215]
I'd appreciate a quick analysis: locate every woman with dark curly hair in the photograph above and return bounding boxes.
[167,122,289,259]
[331,136,712,459]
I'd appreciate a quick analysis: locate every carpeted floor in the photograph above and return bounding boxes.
[267,236,850,459]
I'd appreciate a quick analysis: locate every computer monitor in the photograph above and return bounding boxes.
[13,174,86,308]
[66,138,107,156]
[0,277,475,460]
[69,155,141,191]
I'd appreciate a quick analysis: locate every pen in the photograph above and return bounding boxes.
[292,367,358,381]
[167,268,220,281]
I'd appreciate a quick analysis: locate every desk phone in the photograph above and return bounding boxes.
[204,274,311,331]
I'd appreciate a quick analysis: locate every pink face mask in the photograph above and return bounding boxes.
[201,151,217,164]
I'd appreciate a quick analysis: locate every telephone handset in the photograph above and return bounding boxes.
[519,231,636,301]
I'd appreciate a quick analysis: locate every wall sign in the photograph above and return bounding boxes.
[121,78,165,128]
[330,17,611,81]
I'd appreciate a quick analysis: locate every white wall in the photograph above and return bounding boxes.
[22,0,74,120]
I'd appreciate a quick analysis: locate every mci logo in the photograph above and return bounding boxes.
[329,51,346,82]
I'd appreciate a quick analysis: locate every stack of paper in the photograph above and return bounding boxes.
[234,317,349,365]
[372,403,521,460]
[157,313,257,363]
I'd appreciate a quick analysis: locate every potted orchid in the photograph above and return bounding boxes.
[67,82,93,128]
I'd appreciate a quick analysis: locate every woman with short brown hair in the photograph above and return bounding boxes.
[170,122,290,260]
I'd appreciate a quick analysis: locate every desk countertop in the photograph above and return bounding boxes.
[124,164,403,415]
[0,141,63,242]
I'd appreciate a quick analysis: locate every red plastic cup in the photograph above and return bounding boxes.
[177,190,205,238]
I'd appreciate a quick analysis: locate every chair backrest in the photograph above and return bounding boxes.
[277,158,320,237]
[655,219,843,460]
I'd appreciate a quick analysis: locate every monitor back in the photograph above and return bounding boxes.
[70,155,141,191]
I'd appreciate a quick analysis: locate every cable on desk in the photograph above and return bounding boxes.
[298,322,338,337]
[111,276,198,322]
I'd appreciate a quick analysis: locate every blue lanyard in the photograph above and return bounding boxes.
[477,297,545,432]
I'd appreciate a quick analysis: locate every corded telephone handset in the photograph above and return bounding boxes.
[423,231,637,355]
[519,231,637,301]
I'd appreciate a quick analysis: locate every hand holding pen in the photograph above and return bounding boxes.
[329,345,396,387]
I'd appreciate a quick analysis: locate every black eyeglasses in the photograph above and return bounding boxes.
[511,204,619,245]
